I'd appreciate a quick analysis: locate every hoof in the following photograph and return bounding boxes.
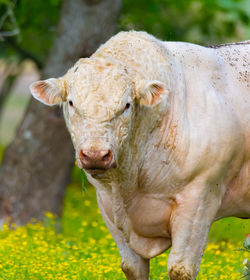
[169,265,192,280]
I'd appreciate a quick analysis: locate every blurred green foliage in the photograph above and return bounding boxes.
[0,0,61,66]
[0,0,250,67]
[120,0,250,43]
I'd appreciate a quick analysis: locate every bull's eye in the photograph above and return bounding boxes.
[69,100,74,107]
[120,102,131,116]
[125,103,131,110]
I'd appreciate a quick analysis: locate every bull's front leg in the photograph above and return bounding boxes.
[96,191,149,280]
[167,180,224,280]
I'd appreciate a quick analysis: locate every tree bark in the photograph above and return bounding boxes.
[0,0,122,225]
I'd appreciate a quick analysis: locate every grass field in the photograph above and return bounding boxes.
[0,176,249,280]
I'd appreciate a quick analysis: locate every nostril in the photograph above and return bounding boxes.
[80,150,89,161]
[102,150,112,162]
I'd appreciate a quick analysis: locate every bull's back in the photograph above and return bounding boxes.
[165,40,250,155]
[211,41,250,97]
[213,42,250,155]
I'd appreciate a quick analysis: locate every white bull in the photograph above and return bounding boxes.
[30,31,250,280]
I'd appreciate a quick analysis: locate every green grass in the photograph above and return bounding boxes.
[0,182,249,279]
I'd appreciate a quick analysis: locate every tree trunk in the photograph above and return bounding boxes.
[0,0,122,225]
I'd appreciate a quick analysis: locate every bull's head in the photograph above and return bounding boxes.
[30,57,169,176]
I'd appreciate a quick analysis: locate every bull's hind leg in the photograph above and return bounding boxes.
[97,192,149,280]
[167,181,224,280]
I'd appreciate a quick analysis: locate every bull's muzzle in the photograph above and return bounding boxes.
[79,149,116,173]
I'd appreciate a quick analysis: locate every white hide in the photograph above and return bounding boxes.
[30,31,250,280]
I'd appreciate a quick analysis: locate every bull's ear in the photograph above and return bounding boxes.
[29,78,66,106]
[136,80,169,106]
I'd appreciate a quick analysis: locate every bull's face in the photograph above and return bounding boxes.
[30,57,169,176]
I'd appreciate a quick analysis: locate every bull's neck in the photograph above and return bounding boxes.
[126,68,187,191]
